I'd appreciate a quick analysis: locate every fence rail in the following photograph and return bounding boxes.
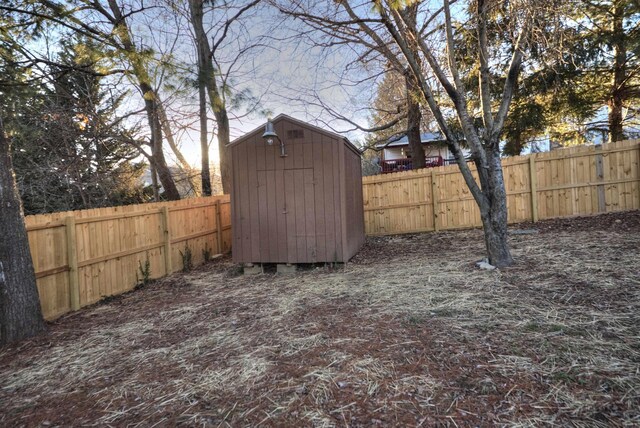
[362,139,640,235]
[25,140,640,318]
[25,195,231,320]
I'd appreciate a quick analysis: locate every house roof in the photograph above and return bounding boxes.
[227,114,361,155]
[375,132,446,148]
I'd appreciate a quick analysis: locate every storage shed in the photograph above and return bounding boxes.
[229,114,365,265]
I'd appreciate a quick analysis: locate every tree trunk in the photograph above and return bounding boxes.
[157,101,191,170]
[479,150,514,268]
[480,213,513,268]
[150,162,160,201]
[189,0,212,196]
[140,83,181,201]
[199,74,212,196]
[188,0,232,194]
[157,100,198,195]
[608,0,626,143]
[405,69,425,168]
[0,119,45,346]
[213,109,231,194]
[402,3,425,169]
[105,0,180,201]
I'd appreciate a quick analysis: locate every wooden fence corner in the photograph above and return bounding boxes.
[215,199,222,255]
[431,169,439,231]
[529,156,538,223]
[161,206,172,274]
[65,216,80,311]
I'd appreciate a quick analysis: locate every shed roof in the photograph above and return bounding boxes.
[228,114,361,156]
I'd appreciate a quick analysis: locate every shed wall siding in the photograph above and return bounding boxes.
[231,117,362,264]
[345,147,366,259]
[312,130,327,261]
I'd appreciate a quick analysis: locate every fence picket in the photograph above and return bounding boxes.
[363,140,640,235]
[161,206,172,275]
[26,195,231,320]
[431,169,439,231]
[529,156,538,222]
[65,216,80,311]
[23,141,640,319]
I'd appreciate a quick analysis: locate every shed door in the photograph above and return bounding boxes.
[256,168,317,263]
[256,168,316,263]
[284,168,316,263]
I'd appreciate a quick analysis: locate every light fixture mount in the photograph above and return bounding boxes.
[262,119,287,157]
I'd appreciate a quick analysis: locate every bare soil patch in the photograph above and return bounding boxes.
[1,211,639,427]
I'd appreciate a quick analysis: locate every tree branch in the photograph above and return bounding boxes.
[476,0,494,134]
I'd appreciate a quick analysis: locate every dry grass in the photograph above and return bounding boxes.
[1,212,639,426]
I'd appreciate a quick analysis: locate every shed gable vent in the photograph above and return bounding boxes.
[286,129,304,139]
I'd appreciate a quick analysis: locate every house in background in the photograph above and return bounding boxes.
[375,132,471,173]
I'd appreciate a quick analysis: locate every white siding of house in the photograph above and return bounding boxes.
[383,147,405,160]
[384,144,453,160]
[423,145,450,159]
[382,143,472,163]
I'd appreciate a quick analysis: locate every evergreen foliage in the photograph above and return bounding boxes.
[2,38,149,214]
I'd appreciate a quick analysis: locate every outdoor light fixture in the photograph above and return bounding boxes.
[262,120,287,157]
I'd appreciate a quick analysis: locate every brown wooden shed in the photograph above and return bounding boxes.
[229,114,365,265]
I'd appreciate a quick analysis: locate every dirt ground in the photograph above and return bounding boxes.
[1,211,639,427]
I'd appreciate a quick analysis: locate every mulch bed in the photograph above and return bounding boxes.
[1,210,639,427]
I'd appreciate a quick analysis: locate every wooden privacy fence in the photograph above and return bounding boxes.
[363,139,640,235]
[25,195,231,320]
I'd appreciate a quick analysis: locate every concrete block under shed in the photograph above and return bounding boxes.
[243,263,263,275]
[276,263,297,274]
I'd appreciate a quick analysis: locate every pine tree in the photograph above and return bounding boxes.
[7,38,148,213]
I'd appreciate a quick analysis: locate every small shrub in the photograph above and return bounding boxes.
[136,257,151,288]
[202,243,211,262]
[225,264,244,278]
[402,313,427,327]
[180,245,193,272]
[523,321,541,332]
[406,314,425,325]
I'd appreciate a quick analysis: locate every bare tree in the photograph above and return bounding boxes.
[188,0,214,196]
[278,0,551,267]
[100,0,181,200]
[188,0,261,194]
[402,2,426,168]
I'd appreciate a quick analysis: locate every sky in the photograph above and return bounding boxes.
[13,0,373,169]
[17,0,630,171]
[167,0,636,167]
[163,1,375,168]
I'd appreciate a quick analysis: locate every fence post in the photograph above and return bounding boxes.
[215,199,223,254]
[529,156,538,222]
[595,144,606,212]
[161,206,172,274]
[431,169,439,231]
[65,216,80,311]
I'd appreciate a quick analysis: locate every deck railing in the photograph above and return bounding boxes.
[381,156,445,173]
